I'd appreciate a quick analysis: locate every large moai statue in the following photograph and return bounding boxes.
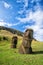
[19,29,33,54]
[11,36,18,48]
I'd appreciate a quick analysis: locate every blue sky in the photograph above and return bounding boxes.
[0,0,43,41]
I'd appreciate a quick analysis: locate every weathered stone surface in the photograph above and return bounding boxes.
[19,29,33,54]
[11,36,18,48]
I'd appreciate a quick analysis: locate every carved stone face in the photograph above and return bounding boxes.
[11,36,18,48]
[24,29,33,40]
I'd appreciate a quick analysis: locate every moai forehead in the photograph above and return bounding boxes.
[25,29,33,32]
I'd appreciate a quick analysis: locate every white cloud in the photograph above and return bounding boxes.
[22,9,43,41]
[0,20,12,27]
[16,1,43,41]
[0,19,19,27]
[16,0,22,3]
[17,9,43,24]
[0,21,6,26]
[23,25,43,41]
[31,0,41,3]
[24,0,28,8]
[13,22,20,26]
[3,1,12,9]
[18,0,41,15]
[34,29,43,41]
[24,25,39,32]
[17,0,28,14]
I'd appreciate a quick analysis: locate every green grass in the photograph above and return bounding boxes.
[0,39,43,65]
[0,30,43,65]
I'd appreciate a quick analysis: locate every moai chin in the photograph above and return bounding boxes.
[19,29,33,54]
[11,36,18,48]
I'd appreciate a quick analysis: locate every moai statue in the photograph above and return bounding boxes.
[19,29,33,54]
[11,36,18,48]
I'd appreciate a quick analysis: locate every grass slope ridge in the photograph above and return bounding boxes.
[0,26,23,36]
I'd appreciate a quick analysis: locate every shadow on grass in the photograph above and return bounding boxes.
[32,51,43,54]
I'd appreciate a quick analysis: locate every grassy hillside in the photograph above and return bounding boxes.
[0,28,43,65]
[0,26,23,36]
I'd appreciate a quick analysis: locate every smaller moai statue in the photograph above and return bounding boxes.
[11,36,18,48]
[19,29,33,54]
